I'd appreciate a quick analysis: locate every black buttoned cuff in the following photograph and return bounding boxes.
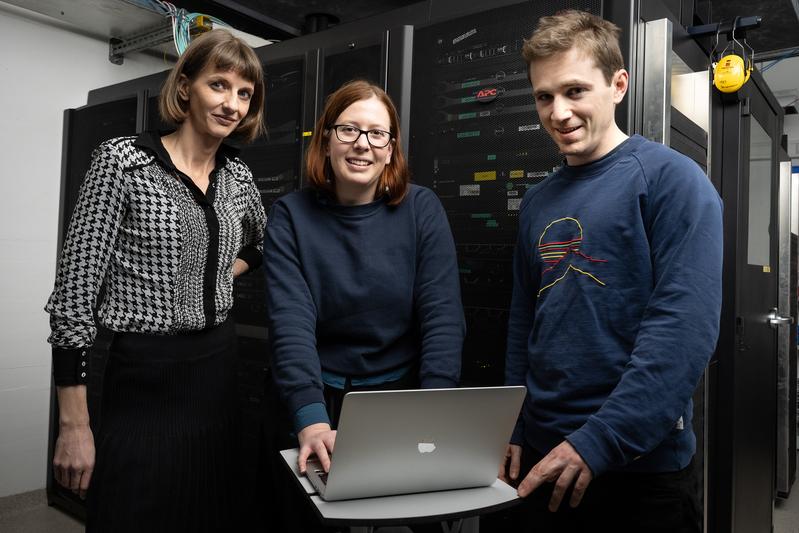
[237,245,263,272]
[52,347,90,386]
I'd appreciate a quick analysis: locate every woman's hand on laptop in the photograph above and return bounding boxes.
[498,444,522,484]
[297,423,337,474]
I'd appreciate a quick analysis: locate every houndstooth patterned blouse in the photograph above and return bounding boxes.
[45,132,265,384]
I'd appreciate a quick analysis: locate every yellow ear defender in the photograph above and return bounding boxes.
[714,54,747,93]
[711,17,754,93]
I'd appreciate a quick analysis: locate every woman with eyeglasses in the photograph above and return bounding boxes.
[264,80,465,475]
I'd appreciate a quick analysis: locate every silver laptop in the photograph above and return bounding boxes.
[305,386,526,501]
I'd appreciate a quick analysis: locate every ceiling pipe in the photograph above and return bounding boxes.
[304,13,339,34]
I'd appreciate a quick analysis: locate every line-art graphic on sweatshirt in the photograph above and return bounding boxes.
[537,217,607,296]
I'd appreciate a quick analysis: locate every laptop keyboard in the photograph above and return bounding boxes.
[314,469,328,485]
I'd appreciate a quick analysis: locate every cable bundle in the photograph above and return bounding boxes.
[123,0,232,55]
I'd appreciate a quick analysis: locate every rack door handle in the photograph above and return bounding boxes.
[768,308,794,328]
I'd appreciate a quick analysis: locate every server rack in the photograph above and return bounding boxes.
[408,0,602,387]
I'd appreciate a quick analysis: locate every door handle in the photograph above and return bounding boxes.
[768,308,794,328]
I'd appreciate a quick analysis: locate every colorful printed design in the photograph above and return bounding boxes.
[537,217,607,296]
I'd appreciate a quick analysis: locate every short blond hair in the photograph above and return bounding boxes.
[159,29,265,142]
[522,9,624,85]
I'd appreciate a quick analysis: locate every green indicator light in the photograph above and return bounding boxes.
[458,112,477,120]
[486,220,499,228]
[487,154,497,161]
[461,80,481,88]
[506,182,513,190]
[471,213,492,219]
[461,96,477,103]
[456,131,480,138]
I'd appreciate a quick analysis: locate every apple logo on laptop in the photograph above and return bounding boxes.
[417,442,436,454]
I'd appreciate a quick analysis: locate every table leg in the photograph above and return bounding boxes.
[460,517,479,533]
[440,516,479,533]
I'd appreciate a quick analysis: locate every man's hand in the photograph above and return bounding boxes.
[517,441,593,511]
[498,444,522,484]
[297,423,337,474]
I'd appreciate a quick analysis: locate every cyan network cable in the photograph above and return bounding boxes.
[122,0,233,55]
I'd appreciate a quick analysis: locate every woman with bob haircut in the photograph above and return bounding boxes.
[265,79,465,475]
[45,29,266,532]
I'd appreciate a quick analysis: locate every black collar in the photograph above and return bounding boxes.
[134,130,238,204]
[133,130,239,173]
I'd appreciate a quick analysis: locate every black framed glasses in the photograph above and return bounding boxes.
[330,124,394,148]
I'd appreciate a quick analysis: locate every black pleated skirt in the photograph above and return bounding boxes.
[86,319,242,533]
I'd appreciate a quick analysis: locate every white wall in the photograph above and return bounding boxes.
[0,2,170,497]
[759,55,799,159]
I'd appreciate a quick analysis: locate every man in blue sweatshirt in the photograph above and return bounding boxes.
[499,10,723,532]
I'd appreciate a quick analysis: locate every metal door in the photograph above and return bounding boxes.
[625,12,713,530]
[711,68,783,533]
[776,154,796,498]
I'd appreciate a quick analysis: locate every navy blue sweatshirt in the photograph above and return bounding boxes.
[506,135,723,475]
[265,185,464,427]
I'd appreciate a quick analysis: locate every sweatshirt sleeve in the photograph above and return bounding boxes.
[412,188,465,388]
[45,140,128,385]
[263,199,325,429]
[235,162,266,271]
[505,191,537,444]
[566,154,723,475]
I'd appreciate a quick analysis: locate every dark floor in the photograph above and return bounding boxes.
[0,490,82,533]
[775,487,799,533]
[2,474,799,533]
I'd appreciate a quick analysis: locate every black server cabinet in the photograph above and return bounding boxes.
[409,0,602,386]
[228,56,306,527]
[321,36,386,101]
[232,57,305,331]
[47,97,139,518]
[58,98,139,241]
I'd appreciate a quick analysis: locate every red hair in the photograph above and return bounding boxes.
[305,80,409,205]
